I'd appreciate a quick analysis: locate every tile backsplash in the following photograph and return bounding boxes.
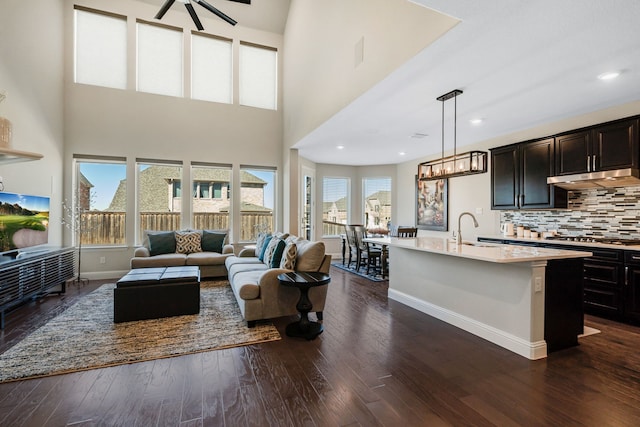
[502,186,640,238]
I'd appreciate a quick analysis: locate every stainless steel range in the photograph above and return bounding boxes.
[544,236,640,246]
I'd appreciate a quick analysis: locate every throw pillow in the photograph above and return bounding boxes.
[258,235,273,262]
[255,232,271,256]
[175,231,202,254]
[263,237,282,266]
[279,242,297,270]
[201,230,227,253]
[270,239,287,268]
[295,240,326,271]
[147,231,176,256]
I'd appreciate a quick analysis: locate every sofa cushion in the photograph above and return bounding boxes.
[147,231,176,256]
[295,240,326,272]
[258,235,273,262]
[175,231,202,254]
[228,262,269,283]
[131,253,186,268]
[185,251,231,266]
[280,242,297,270]
[201,230,227,253]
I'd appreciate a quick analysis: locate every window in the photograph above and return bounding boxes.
[136,160,183,240]
[72,157,127,246]
[191,34,232,104]
[239,42,277,110]
[137,22,183,97]
[74,8,127,89]
[323,177,349,236]
[240,167,275,241]
[363,177,392,232]
[191,164,231,231]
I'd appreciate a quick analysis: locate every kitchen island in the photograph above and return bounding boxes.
[367,237,591,359]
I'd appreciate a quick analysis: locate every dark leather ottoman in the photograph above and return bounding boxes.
[114,266,201,323]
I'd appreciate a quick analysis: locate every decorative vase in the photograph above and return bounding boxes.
[0,117,11,148]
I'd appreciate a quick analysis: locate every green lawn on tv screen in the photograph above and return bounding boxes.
[0,213,49,251]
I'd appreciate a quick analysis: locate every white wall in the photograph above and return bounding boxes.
[61,0,285,277]
[0,0,65,246]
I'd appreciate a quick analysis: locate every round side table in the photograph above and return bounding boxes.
[277,271,330,340]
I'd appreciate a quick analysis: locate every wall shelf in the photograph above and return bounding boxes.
[0,147,43,164]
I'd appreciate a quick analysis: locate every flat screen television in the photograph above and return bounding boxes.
[0,191,50,254]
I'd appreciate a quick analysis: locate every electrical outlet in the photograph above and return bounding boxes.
[99,256,106,264]
[534,277,542,292]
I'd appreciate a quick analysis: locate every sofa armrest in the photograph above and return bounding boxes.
[258,268,293,293]
[238,247,257,257]
[222,244,234,254]
[133,246,150,257]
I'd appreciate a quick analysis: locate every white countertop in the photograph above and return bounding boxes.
[479,234,640,250]
[365,236,591,263]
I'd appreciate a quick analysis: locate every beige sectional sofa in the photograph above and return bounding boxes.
[225,232,331,327]
[131,229,233,278]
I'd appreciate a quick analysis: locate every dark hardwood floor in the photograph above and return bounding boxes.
[1,267,640,426]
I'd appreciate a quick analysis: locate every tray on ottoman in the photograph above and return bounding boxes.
[114,266,201,323]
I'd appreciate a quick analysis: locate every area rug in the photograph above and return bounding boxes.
[331,262,387,282]
[0,280,280,383]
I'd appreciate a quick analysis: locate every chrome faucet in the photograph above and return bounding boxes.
[456,212,479,245]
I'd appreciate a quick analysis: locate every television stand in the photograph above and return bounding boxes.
[0,247,75,329]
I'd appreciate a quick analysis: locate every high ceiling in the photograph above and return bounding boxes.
[137,0,291,34]
[138,1,640,166]
[293,0,640,165]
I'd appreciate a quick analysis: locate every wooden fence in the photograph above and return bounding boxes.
[79,211,273,245]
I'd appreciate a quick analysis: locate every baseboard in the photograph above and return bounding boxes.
[80,270,129,281]
[388,288,548,360]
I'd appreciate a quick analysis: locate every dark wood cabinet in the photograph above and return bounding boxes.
[555,118,639,175]
[491,138,567,210]
[624,251,640,324]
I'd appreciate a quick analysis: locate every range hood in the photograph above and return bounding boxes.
[547,168,640,190]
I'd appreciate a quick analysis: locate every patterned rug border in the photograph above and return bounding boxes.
[331,262,387,282]
[0,281,281,383]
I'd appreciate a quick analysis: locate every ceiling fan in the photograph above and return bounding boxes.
[155,0,250,30]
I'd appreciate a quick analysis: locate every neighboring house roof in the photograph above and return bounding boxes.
[323,196,347,212]
[78,172,94,189]
[219,202,272,213]
[365,190,391,206]
[107,166,267,211]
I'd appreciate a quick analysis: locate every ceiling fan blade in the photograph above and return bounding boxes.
[194,0,237,26]
[184,2,205,31]
[154,0,176,19]
[228,0,250,4]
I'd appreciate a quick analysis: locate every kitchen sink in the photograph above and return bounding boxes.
[461,241,496,247]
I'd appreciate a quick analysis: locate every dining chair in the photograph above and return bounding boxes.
[344,225,360,269]
[354,225,383,275]
[396,226,418,237]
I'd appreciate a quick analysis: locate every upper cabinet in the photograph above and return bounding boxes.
[555,117,639,175]
[491,138,567,210]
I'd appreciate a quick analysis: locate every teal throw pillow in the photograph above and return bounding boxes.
[147,231,176,256]
[271,239,287,268]
[258,235,273,261]
[201,230,227,253]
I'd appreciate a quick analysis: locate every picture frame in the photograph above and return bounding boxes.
[416,177,448,231]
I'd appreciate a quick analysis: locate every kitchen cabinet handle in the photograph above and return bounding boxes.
[586,155,591,172]
[515,195,519,208]
[632,255,640,260]
[519,194,524,207]
[593,155,596,171]
[625,266,629,286]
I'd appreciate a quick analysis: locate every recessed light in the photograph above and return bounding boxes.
[470,118,483,125]
[411,133,428,138]
[598,71,620,80]
[399,151,406,156]
[336,145,345,150]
